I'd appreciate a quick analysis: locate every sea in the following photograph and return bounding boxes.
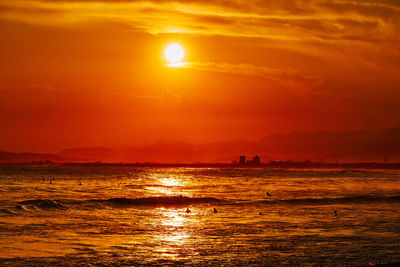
[0,165,399,266]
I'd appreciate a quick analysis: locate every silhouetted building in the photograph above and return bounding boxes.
[247,155,260,165]
[239,155,261,166]
[252,155,260,165]
[239,156,246,165]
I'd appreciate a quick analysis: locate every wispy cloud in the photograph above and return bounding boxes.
[1,0,399,82]
[184,62,324,89]
[1,0,398,43]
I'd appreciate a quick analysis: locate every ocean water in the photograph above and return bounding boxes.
[0,166,399,266]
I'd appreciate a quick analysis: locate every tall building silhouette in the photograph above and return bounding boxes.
[239,156,246,165]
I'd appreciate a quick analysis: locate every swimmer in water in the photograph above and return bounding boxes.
[186,208,191,213]
[213,208,218,213]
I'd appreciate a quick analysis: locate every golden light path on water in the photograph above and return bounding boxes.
[133,174,196,261]
[157,211,191,259]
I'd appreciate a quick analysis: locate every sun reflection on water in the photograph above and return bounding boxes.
[153,208,194,259]
[147,176,188,195]
[160,178,181,187]
[162,213,185,227]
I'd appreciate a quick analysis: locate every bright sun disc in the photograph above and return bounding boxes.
[164,43,184,63]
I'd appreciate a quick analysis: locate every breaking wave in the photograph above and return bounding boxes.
[0,199,69,216]
[18,199,69,210]
[0,196,225,216]
[2,194,399,217]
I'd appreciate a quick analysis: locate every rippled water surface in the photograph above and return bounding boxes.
[0,166,400,265]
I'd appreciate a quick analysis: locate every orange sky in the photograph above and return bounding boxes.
[1,0,400,153]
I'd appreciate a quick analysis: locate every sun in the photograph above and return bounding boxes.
[164,43,184,63]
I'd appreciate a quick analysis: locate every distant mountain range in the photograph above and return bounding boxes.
[1,126,400,163]
[0,151,71,163]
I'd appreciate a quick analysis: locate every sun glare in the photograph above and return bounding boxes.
[164,43,184,63]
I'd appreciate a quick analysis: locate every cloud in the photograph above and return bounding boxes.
[0,85,180,116]
[1,0,398,43]
[185,61,324,89]
[1,0,398,73]
[0,0,399,88]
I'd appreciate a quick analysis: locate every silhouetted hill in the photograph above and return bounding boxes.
[4,127,400,163]
[122,139,263,163]
[260,127,400,162]
[59,147,118,162]
[121,127,400,163]
[0,151,70,163]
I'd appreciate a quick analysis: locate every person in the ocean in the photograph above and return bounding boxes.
[186,208,191,213]
[334,210,338,216]
[266,192,272,197]
[213,208,218,213]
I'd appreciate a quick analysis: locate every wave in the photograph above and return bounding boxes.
[83,194,400,207]
[0,196,225,216]
[258,195,400,205]
[3,194,399,216]
[18,199,69,210]
[92,196,225,206]
[0,199,69,216]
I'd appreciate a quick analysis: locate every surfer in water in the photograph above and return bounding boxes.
[213,208,218,213]
[186,208,191,213]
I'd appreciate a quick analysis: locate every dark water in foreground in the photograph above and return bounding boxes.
[0,166,400,266]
